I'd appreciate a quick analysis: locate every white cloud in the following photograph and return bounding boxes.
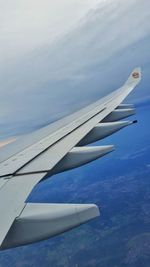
[0,0,100,61]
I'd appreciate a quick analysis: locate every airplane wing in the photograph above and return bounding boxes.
[0,68,141,249]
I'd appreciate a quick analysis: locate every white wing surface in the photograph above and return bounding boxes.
[0,68,141,249]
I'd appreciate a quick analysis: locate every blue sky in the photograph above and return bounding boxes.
[0,0,150,138]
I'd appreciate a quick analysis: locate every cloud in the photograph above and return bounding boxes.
[0,0,99,61]
[0,0,150,137]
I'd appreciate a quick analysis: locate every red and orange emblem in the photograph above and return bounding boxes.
[132,72,139,78]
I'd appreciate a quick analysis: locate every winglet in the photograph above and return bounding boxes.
[124,67,142,86]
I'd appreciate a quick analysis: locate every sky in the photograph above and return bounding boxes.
[0,0,150,138]
[0,0,100,60]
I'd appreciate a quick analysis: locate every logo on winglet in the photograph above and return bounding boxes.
[132,72,140,79]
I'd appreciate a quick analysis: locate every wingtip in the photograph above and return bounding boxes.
[132,67,142,77]
[125,67,142,86]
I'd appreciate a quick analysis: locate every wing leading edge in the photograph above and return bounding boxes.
[0,68,141,249]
